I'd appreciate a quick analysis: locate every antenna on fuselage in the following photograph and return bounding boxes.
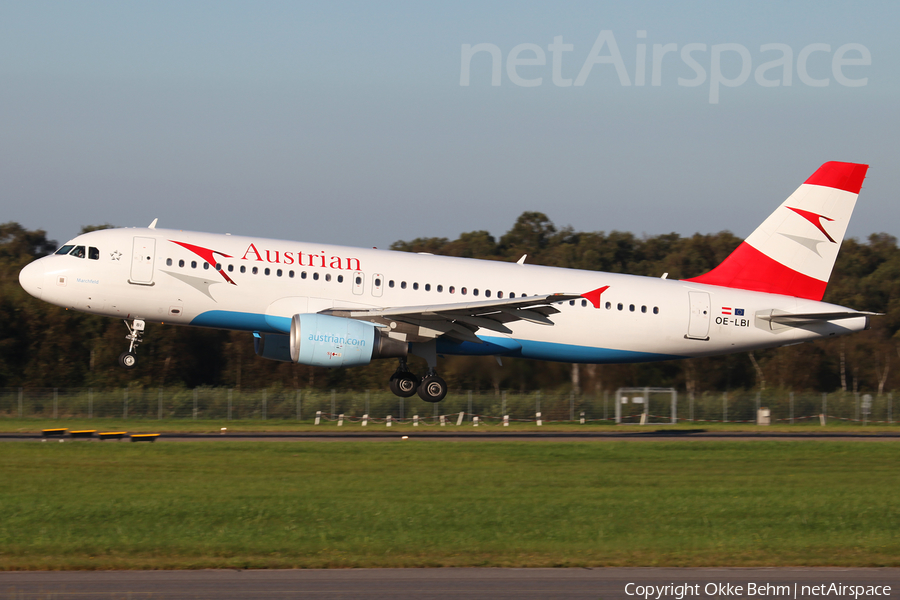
[148,218,158,229]
[517,254,527,265]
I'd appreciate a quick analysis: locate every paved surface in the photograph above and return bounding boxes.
[2,430,900,442]
[0,568,896,599]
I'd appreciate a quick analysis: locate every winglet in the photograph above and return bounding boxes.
[581,285,609,309]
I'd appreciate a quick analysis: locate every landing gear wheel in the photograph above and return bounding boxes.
[119,319,145,369]
[118,352,137,369]
[417,374,447,403]
[390,371,419,398]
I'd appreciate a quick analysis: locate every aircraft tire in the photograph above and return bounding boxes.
[389,372,419,397]
[417,374,447,403]
[118,352,137,369]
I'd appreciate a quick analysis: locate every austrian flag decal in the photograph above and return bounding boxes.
[721,307,744,316]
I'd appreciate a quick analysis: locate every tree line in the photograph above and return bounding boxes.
[1,213,897,394]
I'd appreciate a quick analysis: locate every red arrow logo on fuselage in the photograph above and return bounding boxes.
[170,241,237,285]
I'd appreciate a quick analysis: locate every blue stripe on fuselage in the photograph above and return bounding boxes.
[440,335,682,363]
[191,311,682,364]
[191,310,291,334]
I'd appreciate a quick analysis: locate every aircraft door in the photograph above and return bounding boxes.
[372,273,384,297]
[686,291,710,340]
[352,271,364,295]
[130,237,156,285]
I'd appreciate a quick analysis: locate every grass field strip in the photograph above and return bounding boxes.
[0,441,898,569]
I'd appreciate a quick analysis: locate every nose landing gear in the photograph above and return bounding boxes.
[118,319,145,369]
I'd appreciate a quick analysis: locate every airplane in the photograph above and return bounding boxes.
[18,161,876,402]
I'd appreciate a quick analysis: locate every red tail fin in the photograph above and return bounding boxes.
[685,162,868,300]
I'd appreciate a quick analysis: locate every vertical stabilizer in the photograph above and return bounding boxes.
[685,161,868,300]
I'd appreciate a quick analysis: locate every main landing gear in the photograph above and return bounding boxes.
[118,319,145,369]
[389,359,448,403]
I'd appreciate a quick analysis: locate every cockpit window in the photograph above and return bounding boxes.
[55,245,75,255]
[88,247,100,260]
[70,246,86,259]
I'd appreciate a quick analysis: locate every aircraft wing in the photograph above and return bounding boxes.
[324,293,585,343]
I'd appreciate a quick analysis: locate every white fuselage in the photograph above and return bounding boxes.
[19,227,868,364]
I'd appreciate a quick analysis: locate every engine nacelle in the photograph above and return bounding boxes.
[289,314,407,367]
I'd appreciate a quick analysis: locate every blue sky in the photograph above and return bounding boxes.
[1,1,897,249]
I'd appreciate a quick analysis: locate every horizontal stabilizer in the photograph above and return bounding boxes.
[759,310,880,325]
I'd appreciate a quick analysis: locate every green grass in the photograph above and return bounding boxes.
[1,441,899,569]
[1,417,897,434]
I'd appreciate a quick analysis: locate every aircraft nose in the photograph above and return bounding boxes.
[18,260,45,300]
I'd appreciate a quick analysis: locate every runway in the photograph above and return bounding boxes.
[2,430,900,442]
[1,568,896,599]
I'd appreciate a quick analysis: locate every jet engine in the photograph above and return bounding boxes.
[254,315,407,366]
[288,313,406,367]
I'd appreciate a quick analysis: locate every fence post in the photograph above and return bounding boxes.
[603,389,608,421]
[468,390,472,421]
[689,390,694,422]
[722,392,727,423]
[365,390,370,416]
[570,392,575,422]
[193,388,198,420]
[400,395,404,421]
[331,389,336,417]
[756,392,760,419]
[502,391,507,418]
[158,388,163,420]
[53,388,58,419]
[262,389,267,420]
[890,393,893,424]
[855,391,859,422]
[89,388,93,420]
[18,387,23,419]
[123,389,128,420]
[822,392,827,421]
[790,392,794,425]
[671,390,677,425]
[296,390,301,422]
[535,391,541,417]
